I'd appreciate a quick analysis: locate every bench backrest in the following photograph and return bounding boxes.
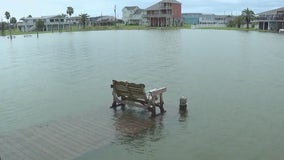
[112,80,148,101]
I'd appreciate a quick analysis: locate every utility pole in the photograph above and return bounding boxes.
[114,4,117,25]
[101,12,102,26]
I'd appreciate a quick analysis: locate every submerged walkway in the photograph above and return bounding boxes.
[0,110,156,160]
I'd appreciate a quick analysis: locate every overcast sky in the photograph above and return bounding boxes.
[0,0,283,20]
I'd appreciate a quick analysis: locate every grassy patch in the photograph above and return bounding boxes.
[197,26,260,32]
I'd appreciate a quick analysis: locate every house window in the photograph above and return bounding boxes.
[163,3,171,7]
[50,19,54,22]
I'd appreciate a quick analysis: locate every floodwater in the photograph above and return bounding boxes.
[1,30,284,160]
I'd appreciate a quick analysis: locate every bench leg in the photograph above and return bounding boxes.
[121,104,126,110]
[150,98,156,117]
[151,105,156,117]
[110,101,117,110]
[159,94,166,114]
[110,101,126,111]
[110,91,124,110]
[159,105,165,113]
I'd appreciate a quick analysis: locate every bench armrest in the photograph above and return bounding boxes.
[149,87,167,97]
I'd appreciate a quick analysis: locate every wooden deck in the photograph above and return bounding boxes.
[0,110,156,160]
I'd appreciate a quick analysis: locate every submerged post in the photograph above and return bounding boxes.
[179,96,187,113]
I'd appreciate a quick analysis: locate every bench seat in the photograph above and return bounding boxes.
[110,80,167,117]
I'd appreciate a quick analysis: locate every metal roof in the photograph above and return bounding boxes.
[146,0,181,10]
[124,6,140,10]
[146,3,160,10]
[161,0,181,4]
[257,7,284,15]
[20,15,66,20]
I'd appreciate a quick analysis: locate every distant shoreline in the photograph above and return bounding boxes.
[1,24,273,37]
[1,24,191,36]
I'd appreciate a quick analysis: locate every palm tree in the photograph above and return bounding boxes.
[66,6,74,31]
[5,11,12,38]
[10,17,17,29]
[242,8,255,29]
[5,11,10,22]
[79,13,89,29]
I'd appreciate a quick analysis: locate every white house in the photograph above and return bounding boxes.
[18,15,81,32]
[89,16,116,25]
[254,7,284,31]
[122,6,147,25]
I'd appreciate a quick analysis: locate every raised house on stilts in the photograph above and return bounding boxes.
[146,0,182,27]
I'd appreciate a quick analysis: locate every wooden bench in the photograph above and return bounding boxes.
[110,80,167,117]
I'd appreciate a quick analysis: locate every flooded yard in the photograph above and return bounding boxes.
[1,30,284,160]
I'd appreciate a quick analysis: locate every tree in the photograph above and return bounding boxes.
[5,11,10,22]
[79,13,89,29]
[5,11,12,39]
[28,15,32,18]
[226,20,235,28]
[36,19,44,38]
[36,19,44,31]
[10,17,17,24]
[227,16,243,28]
[66,6,74,31]
[10,17,17,29]
[235,15,243,28]
[1,22,5,36]
[242,8,255,29]
[67,6,74,17]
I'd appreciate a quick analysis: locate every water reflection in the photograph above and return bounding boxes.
[112,109,164,154]
[179,111,188,122]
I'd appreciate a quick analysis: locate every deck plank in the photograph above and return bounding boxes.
[0,110,155,160]
[0,112,115,160]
